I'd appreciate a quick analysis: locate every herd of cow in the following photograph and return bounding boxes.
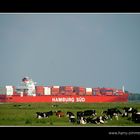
[36,107,140,125]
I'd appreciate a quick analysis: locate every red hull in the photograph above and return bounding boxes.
[0,94,128,103]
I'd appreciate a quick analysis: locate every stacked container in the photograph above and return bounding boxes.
[100,88,113,96]
[35,86,44,96]
[85,88,92,95]
[93,88,101,96]
[59,86,65,95]
[64,86,74,95]
[5,86,14,96]
[78,87,86,95]
[44,86,51,95]
[51,86,60,95]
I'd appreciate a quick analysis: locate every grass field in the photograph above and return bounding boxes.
[0,102,140,126]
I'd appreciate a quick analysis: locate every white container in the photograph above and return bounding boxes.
[86,88,92,92]
[44,87,51,95]
[5,86,13,95]
[53,86,60,88]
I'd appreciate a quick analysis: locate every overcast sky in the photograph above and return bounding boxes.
[0,13,140,93]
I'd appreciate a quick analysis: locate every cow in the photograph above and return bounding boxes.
[122,107,138,117]
[77,111,84,124]
[77,110,96,118]
[36,111,53,119]
[102,108,122,120]
[66,112,76,123]
[36,112,45,119]
[132,112,140,123]
[76,110,97,124]
[83,110,97,117]
[80,117,87,124]
[66,111,75,117]
[86,115,108,124]
[43,111,53,118]
[55,111,65,118]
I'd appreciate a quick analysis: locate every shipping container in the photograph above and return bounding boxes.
[78,87,86,95]
[86,88,92,95]
[44,87,51,95]
[92,88,100,95]
[51,86,60,95]
[35,86,44,95]
[5,86,14,95]
[59,86,65,94]
[65,86,73,92]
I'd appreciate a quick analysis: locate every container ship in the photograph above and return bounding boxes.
[0,77,129,103]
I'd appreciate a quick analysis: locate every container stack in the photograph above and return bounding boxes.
[44,86,51,95]
[85,88,92,95]
[35,86,44,96]
[51,86,60,95]
[5,86,14,96]
[78,87,86,95]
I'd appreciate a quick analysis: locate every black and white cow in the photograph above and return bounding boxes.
[83,110,97,117]
[77,110,96,118]
[122,107,138,117]
[86,115,108,124]
[36,112,45,119]
[66,112,76,123]
[132,112,140,123]
[77,111,84,124]
[102,108,122,120]
[43,111,53,118]
[76,110,97,124]
[80,117,87,124]
[36,111,53,119]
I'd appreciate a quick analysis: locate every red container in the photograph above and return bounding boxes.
[73,87,79,93]
[35,86,44,95]
[78,87,86,95]
[65,86,73,92]
[59,86,65,94]
[51,86,60,95]
[51,88,59,92]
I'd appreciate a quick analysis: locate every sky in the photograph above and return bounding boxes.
[0,13,140,93]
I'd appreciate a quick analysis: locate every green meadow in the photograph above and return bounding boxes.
[0,102,140,126]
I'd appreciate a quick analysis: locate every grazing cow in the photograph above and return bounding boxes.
[55,111,65,118]
[36,112,45,119]
[83,110,97,117]
[66,112,75,117]
[76,110,96,124]
[36,111,53,119]
[122,107,138,117]
[102,108,122,120]
[80,117,87,124]
[86,115,108,124]
[77,110,96,118]
[77,111,84,124]
[43,111,53,118]
[66,112,76,123]
[132,112,140,123]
